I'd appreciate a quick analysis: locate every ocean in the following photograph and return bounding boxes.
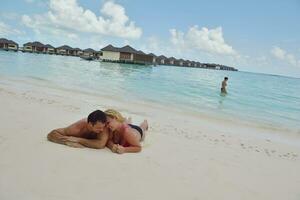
[1,50,299,133]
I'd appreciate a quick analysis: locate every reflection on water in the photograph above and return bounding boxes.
[218,93,227,109]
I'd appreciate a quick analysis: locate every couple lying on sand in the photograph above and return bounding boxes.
[47,109,148,154]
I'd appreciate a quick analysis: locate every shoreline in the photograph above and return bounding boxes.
[1,51,299,133]
[1,73,300,148]
[1,73,299,137]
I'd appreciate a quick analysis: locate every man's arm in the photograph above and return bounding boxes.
[69,129,110,149]
[47,129,85,148]
[47,120,85,148]
[47,128,68,145]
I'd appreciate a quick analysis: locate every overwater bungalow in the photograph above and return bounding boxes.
[156,55,167,65]
[83,48,98,58]
[190,61,197,68]
[22,41,46,53]
[23,42,33,52]
[174,59,184,66]
[187,60,192,67]
[44,44,55,54]
[182,60,189,67]
[203,64,214,69]
[195,62,201,68]
[118,45,153,64]
[0,38,18,51]
[132,49,153,65]
[73,48,83,56]
[218,64,237,71]
[223,66,232,70]
[31,41,46,53]
[201,62,205,68]
[101,44,153,65]
[180,59,185,66]
[148,53,157,64]
[119,45,139,62]
[56,45,73,55]
[166,57,176,65]
[101,45,119,60]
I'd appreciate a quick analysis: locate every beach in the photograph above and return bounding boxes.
[1,0,300,199]
[1,75,300,200]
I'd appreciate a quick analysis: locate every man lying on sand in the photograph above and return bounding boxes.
[105,109,148,154]
[47,110,109,149]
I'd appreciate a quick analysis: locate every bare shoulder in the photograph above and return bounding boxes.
[65,118,87,136]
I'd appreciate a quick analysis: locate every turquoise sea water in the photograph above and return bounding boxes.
[0,51,299,133]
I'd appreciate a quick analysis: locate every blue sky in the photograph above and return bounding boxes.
[1,0,300,77]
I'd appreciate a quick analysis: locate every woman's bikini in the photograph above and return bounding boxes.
[117,123,143,147]
[120,123,143,138]
[128,124,143,138]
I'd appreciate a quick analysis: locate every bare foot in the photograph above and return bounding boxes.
[140,120,148,132]
[126,117,132,124]
[140,120,149,141]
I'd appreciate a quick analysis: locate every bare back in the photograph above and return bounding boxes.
[222,80,227,89]
[60,119,97,139]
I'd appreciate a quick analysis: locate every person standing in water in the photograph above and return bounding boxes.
[221,77,228,94]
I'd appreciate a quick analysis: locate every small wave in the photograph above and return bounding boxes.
[25,76,51,82]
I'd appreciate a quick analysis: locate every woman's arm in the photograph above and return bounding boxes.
[116,130,142,154]
[117,145,141,153]
[106,131,120,152]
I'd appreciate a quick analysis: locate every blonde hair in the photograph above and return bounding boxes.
[105,109,125,123]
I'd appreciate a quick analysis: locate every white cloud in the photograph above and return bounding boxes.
[141,36,163,53]
[0,21,24,36]
[271,46,285,60]
[271,46,300,67]
[22,15,78,39]
[170,26,237,56]
[22,0,142,39]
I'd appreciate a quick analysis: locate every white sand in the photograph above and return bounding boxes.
[0,76,300,200]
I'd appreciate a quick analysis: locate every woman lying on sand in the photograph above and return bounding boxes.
[105,109,148,154]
